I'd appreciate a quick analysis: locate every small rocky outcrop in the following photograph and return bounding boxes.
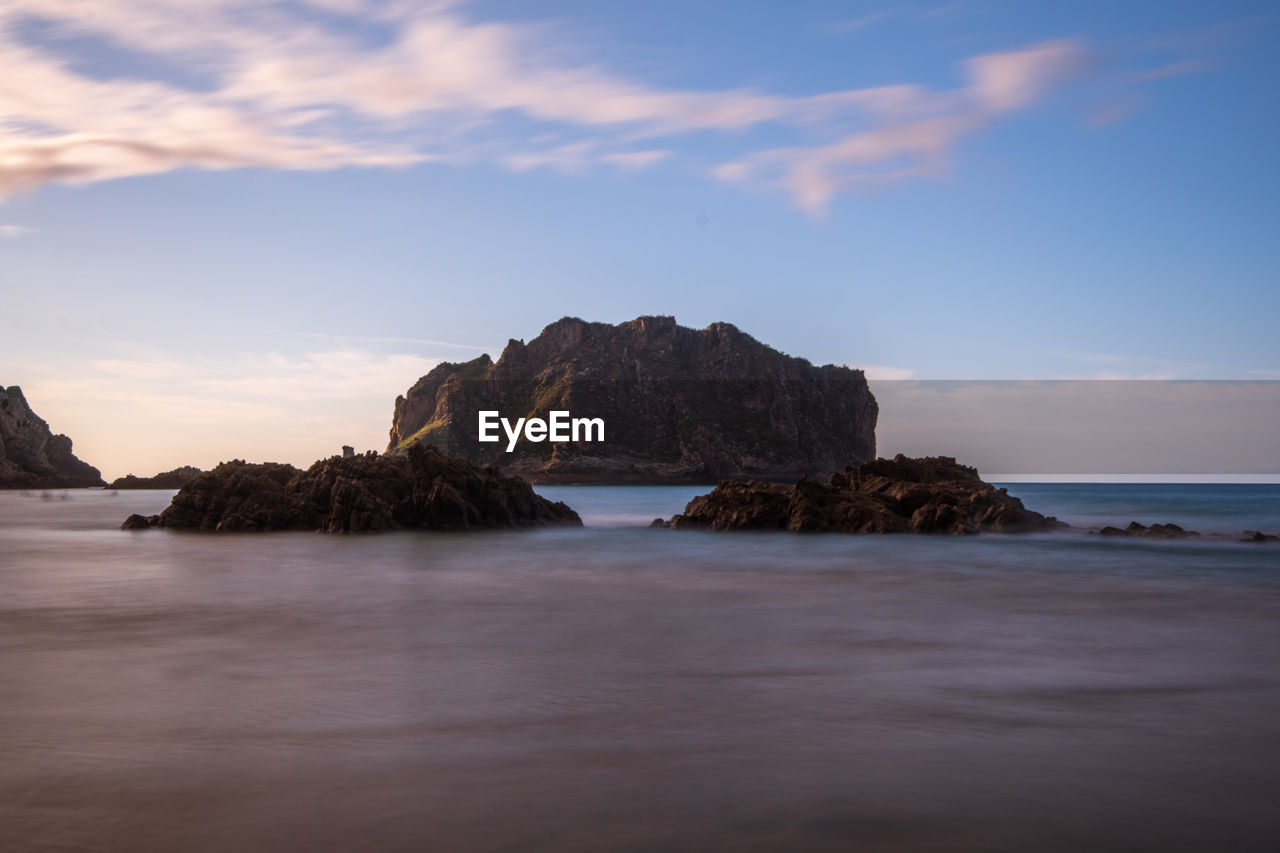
[388,316,878,484]
[107,466,204,490]
[122,444,581,533]
[1242,530,1279,543]
[653,454,1064,535]
[1094,521,1201,539]
[0,385,104,488]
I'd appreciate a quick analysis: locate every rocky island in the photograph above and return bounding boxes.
[0,385,104,489]
[107,466,204,490]
[388,316,878,484]
[122,444,580,533]
[653,454,1066,534]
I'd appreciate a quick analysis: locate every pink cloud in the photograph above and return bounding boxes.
[0,2,1180,213]
[715,40,1092,215]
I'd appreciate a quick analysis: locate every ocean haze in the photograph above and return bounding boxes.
[873,380,1280,479]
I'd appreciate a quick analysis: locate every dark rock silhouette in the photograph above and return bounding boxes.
[653,454,1065,534]
[122,444,580,533]
[388,316,877,484]
[107,466,204,490]
[1242,530,1280,543]
[0,385,104,488]
[1095,521,1201,539]
[1090,522,1198,535]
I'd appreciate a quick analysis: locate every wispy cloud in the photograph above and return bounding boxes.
[0,224,35,238]
[0,1,1206,213]
[857,364,917,380]
[828,12,892,35]
[715,40,1090,215]
[1060,350,1205,379]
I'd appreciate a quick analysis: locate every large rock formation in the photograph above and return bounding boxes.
[107,466,204,490]
[654,455,1065,535]
[122,444,581,533]
[388,316,878,484]
[0,385,104,489]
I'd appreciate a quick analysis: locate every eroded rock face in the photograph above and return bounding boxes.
[122,445,581,533]
[654,454,1065,535]
[0,385,104,489]
[388,316,878,484]
[107,466,204,490]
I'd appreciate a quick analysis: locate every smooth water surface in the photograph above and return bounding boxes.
[2,486,1278,851]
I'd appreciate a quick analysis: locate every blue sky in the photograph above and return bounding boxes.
[1,0,1277,476]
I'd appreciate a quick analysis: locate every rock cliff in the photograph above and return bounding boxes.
[107,466,204,490]
[0,385,104,488]
[654,455,1065,534]
[122,444,581,533]
[388,316,878,484]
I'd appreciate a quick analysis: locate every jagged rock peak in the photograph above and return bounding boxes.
[0,385,104,489]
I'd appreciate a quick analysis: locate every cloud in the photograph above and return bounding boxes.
[0,224,35,237]
[828,12,892,35]
[91,358,183,379]
[193,350,441,401]
[1060,350,1204,379]
[714,40,1090,215]
[0,2,1186,212]
[600,149,671,170]
[857,364,917,380]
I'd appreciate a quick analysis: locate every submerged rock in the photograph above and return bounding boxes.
[1094,522,1200,539]
[656,454,1065,535]
[122,444,581,533]
[107,466,204,490]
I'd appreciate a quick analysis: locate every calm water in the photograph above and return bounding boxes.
[2,485,1279,852]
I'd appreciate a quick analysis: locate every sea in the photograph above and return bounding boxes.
[2,483,1278,852]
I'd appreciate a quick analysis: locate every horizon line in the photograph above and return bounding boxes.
[987,474,1280,484]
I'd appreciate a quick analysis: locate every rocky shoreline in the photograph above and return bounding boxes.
[123,444,580,533]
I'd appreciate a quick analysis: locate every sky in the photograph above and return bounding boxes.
[1,0,1277,478]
